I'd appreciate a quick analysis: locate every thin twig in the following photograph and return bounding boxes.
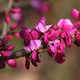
[0,0,13,39]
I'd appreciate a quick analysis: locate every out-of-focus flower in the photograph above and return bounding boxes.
[10,13,21,21]
[30,0,51,15]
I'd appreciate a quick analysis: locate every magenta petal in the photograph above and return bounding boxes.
[39,17,46,24]
[54,39,60,45]
[6,59,17,68]
[30,30,39,39]
[63,25,73,32]
[32,51,37,60]
[71,9,80,21]
[44,33,48,44]
[1,51,10,57]
[35,22,46,33]
[22,27,31,31]
[3,53,10,57]
[30,40,37,50]
[20,27,31,39]
[48,30,59,41]
[34,40,41,49]
[57,19,64,29]
[5,50,13,54]
[24,45,30,51]
[46,24,52,30]
[30,40,41,50]
[64,19,73,26]
[49,44,55,53]
[70,24,78,35]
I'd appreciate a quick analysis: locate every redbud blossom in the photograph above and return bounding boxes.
[49,39,65,63]
[35,17,52,33]
[41,3,51,13]
[24,40,41,60]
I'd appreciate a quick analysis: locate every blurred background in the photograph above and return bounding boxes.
[0,0,80,80]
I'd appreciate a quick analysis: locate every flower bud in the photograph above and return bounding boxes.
[12,32,20,38]
[6,59,17,68]
[10,8,21,13]
[5,13,11,23]
[31,59,37,67]
[25,59,30,70]
[10,23,18,30]
[4,34,13,39]
[1,51,10,57]
[4,45,15,50]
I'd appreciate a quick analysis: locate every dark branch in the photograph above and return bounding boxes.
[0,49,30,62]
[0,47,48,62]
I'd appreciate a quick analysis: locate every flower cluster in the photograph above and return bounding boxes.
[1,7,80,71]
[19,13,80,70]
[0,39,17,69]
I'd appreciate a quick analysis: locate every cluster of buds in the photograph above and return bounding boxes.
[0,3,22,39]
[0,39,17,69]
[19,9,80,69]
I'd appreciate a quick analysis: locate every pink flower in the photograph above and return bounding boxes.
[57,19,73,30]
[20,27,39,40]
[49,39,65,63]
[57,19,77,36]
[24,40,41,60]
[41,3,51,13]
[44,29,59,44]
[20,27,31,39]
[35,17,52,33]
[71,9,80,21]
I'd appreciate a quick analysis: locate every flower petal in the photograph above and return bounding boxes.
[71,9,80,21]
